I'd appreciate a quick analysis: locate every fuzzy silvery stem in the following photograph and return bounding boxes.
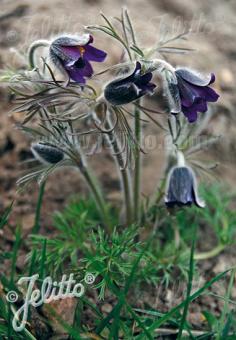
[133,99,142,222]
[94,101,133,224]
[81,166,110,228]
[177,151,185,167]
[28,40,50,69]
[73,147,110,229]
[105,111,133,225]
[32,181,46,234]
[142,58,176,75]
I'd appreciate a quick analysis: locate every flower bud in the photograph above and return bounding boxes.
[104,62,156,106]
[31,143,64,164]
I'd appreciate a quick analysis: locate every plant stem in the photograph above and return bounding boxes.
[217,267,236,340]
[80,165,110,230]
[28,39,50,69]
[173,221,180,249]
[177,223,196,339]
[120,170,133,224]
[134,102,142,222]
[105,114,133,225]
[32,181,46,234]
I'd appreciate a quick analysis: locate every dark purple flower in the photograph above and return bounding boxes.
[104,62,156,106]
[50,34,107,83]
[174,68,219,123]
[165,166,205,208]
[31,143,64,164]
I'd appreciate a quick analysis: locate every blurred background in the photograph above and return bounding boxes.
[0,0,235,231]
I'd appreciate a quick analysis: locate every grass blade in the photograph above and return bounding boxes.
[135,269,231,339]
[177,224,196,339]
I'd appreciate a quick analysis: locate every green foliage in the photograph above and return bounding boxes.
[27,197,119,276]
[1,184,236,338]
[82,225,140,299]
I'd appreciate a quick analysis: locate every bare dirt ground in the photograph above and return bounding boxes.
[0,0,236,336]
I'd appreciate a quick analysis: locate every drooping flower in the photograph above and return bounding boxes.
[174,68,219,123]
[104,61,156,106]
[165,166,205,208]
[31,143,64,164]
[50,34,107,83]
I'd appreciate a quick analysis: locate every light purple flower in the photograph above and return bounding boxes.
[50,34,107,83]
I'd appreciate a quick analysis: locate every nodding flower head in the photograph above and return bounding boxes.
[104,61,156,106]
[50,34,107,83]
[31,143,64,164]
[174,68,219,123]
[165,166,205,208]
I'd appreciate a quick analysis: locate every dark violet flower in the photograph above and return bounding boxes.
[104,62,156,106]
[165,166,205,208]
[31,143,64,164]
[174,68,219,123]
[50,34,107,83]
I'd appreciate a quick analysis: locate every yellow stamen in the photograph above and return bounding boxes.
[79,46,85,56]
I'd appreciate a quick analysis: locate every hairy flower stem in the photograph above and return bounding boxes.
[134,102,142,222]
[28,40,50,70]
[32,181,46,234]
[75,157,110,230]
[105,114,133,225]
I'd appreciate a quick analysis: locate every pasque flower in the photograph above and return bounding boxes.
[50,34,107,83]
[31,143,64,164]
[175,68,219,123]
[165,166,205,208]
[104,61,156,105]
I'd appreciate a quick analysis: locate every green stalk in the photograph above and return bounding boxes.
[177,223,196,339]
[107,136,133,225]
[79,164,110,230]
[105,116,133,225]
[120,169,133,225]
[32,181,46,234]
[134,103,142,222]
[217,267,236,340]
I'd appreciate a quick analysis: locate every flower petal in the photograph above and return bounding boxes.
[176,76,197,107]
[52,34,90,47]
[182,99,208,123]
[182,106,198,123]
[64,59,93,83]
[165,167,195,206]
[80,60,93,77]
[191,98,208,113]
[59,46,84,61]
[191,85,219,102]
[176,68,213,86]
[84,44,107,62]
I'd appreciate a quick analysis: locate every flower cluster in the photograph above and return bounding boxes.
[11,10,220,220]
